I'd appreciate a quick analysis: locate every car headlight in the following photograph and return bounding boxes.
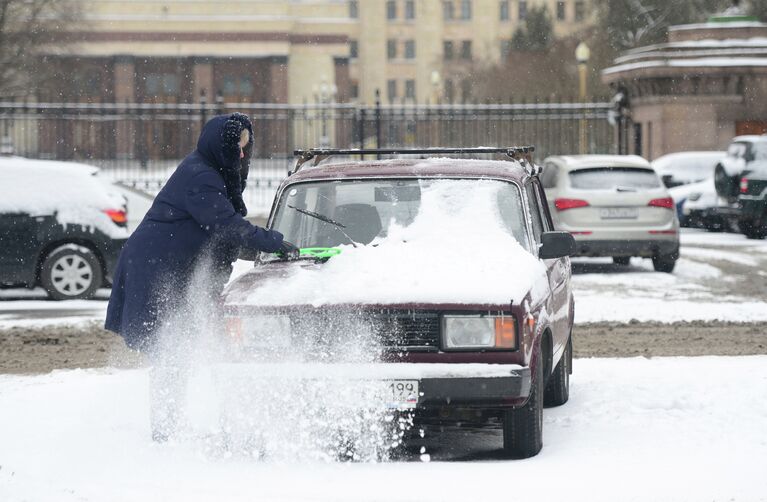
[226,315,292,348]
[442,315,517,350]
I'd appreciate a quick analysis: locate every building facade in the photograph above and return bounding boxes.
[602,13,767,159]
[43,0,593,106]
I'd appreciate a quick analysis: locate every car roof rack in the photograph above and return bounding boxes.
[291,146,536,174]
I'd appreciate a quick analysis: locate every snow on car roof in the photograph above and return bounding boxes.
[547,154,652,170]
[0,156,128,238]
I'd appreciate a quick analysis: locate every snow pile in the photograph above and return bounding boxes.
[0,157,129,239]
[239,180,548,307]
[1,356,766,501]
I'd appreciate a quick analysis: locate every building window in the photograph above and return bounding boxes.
[405,0,415,19]
[461,79,471,103]
[460,0,472,20]
[500,39,512,58]
[351,81,359,99]
[387,39,397,59]
[387,79,397,101]
[519,0,527,20]
[349,0,358,18]
[349,40,358,59]
[500,1,509,20]
[404,40,416,59]
[444,79,454,103]
[387,0,397,20]
[443,40,454,59]
[461,40,472,59]
[405,79,416,99]
[574,0,585,21]
[556,1,566,20]
[443,1,454,20]
[146,73,180,96]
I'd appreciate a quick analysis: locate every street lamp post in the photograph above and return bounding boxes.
[575,42,590,155]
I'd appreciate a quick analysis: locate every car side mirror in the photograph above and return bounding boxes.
[539,231,576,259]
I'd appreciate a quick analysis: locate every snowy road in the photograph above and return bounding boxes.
[1,356,765,501]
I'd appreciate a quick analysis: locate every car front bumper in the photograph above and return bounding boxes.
[212,362,531,409]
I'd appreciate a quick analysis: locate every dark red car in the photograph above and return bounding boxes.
[222,148,575,458]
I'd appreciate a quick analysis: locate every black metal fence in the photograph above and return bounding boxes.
[0,99,615,211]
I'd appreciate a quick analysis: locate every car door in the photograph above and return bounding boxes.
[0,212,41,286]
[526,181,570,359]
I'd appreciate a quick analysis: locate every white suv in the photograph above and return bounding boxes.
[541,155,679,272]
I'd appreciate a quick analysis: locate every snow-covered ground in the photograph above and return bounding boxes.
[0,356,765,502]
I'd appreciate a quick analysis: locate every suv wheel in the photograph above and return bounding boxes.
[741,219,766,240]
[652,253,677,273]
[40,244,103,300]
[544,335,572,407]
[612,256,630,266]
[502,353,543,458]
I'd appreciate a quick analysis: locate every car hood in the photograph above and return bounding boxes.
[222,243,549,309]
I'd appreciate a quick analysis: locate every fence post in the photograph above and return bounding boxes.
[357,106,366,149]
[375,88,381,157]
[215,91,224,116]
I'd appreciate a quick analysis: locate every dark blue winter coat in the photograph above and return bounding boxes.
[105,114,283,350]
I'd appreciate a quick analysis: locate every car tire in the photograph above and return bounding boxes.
[502,351,543,458]
[714,164,738,200]
[612,256,630,266]
[40,244,103,300]
[652,253,677,273]
[544,335,572,407]
[741,219,766,240]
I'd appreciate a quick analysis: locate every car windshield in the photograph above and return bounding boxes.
[569,167,661,190]
[270,178,530,252]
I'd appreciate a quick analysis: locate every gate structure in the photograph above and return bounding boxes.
[0,99,614,214]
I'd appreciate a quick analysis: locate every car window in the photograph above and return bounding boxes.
[525,183,544,248]
[569,168,661,190]
[533,182,554,232]
[753,142,767,161]
[540,163,559,189]
[727,142,747,158]
[271,178,530,251]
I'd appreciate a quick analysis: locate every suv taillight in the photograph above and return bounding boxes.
[740,177,749,194]
[648,197,674,209]
[102,209,127,227]
[555,198,590,211]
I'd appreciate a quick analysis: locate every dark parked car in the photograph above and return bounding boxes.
[221,148,575,458]
[714,135,767,236]
[0,157,129,299]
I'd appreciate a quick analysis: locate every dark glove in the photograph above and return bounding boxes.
[277,240,300,260]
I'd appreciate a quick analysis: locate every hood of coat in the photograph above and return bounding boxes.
[196,113,255,216]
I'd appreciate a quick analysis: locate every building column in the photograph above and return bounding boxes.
[192,57,214,101]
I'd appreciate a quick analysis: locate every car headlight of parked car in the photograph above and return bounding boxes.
[442,315,517,350]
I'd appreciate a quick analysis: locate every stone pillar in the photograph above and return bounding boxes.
[192,57,214,102]
[113,56,135,159]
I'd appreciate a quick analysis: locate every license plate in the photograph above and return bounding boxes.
[385,380,419,409]
[599,207,638,219]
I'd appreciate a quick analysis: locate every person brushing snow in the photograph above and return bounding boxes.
[105,112,296,441]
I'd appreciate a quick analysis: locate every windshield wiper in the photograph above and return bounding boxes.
[287,204,358,248]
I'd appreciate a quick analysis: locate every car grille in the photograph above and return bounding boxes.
[290,308,441,352]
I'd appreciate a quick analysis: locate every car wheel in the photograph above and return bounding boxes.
[544,335,572,407]
[612,256,630,266]
[652,253,677,273]
[40,244,103,300]
[741,219,766,240]
[502,351,543,458]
